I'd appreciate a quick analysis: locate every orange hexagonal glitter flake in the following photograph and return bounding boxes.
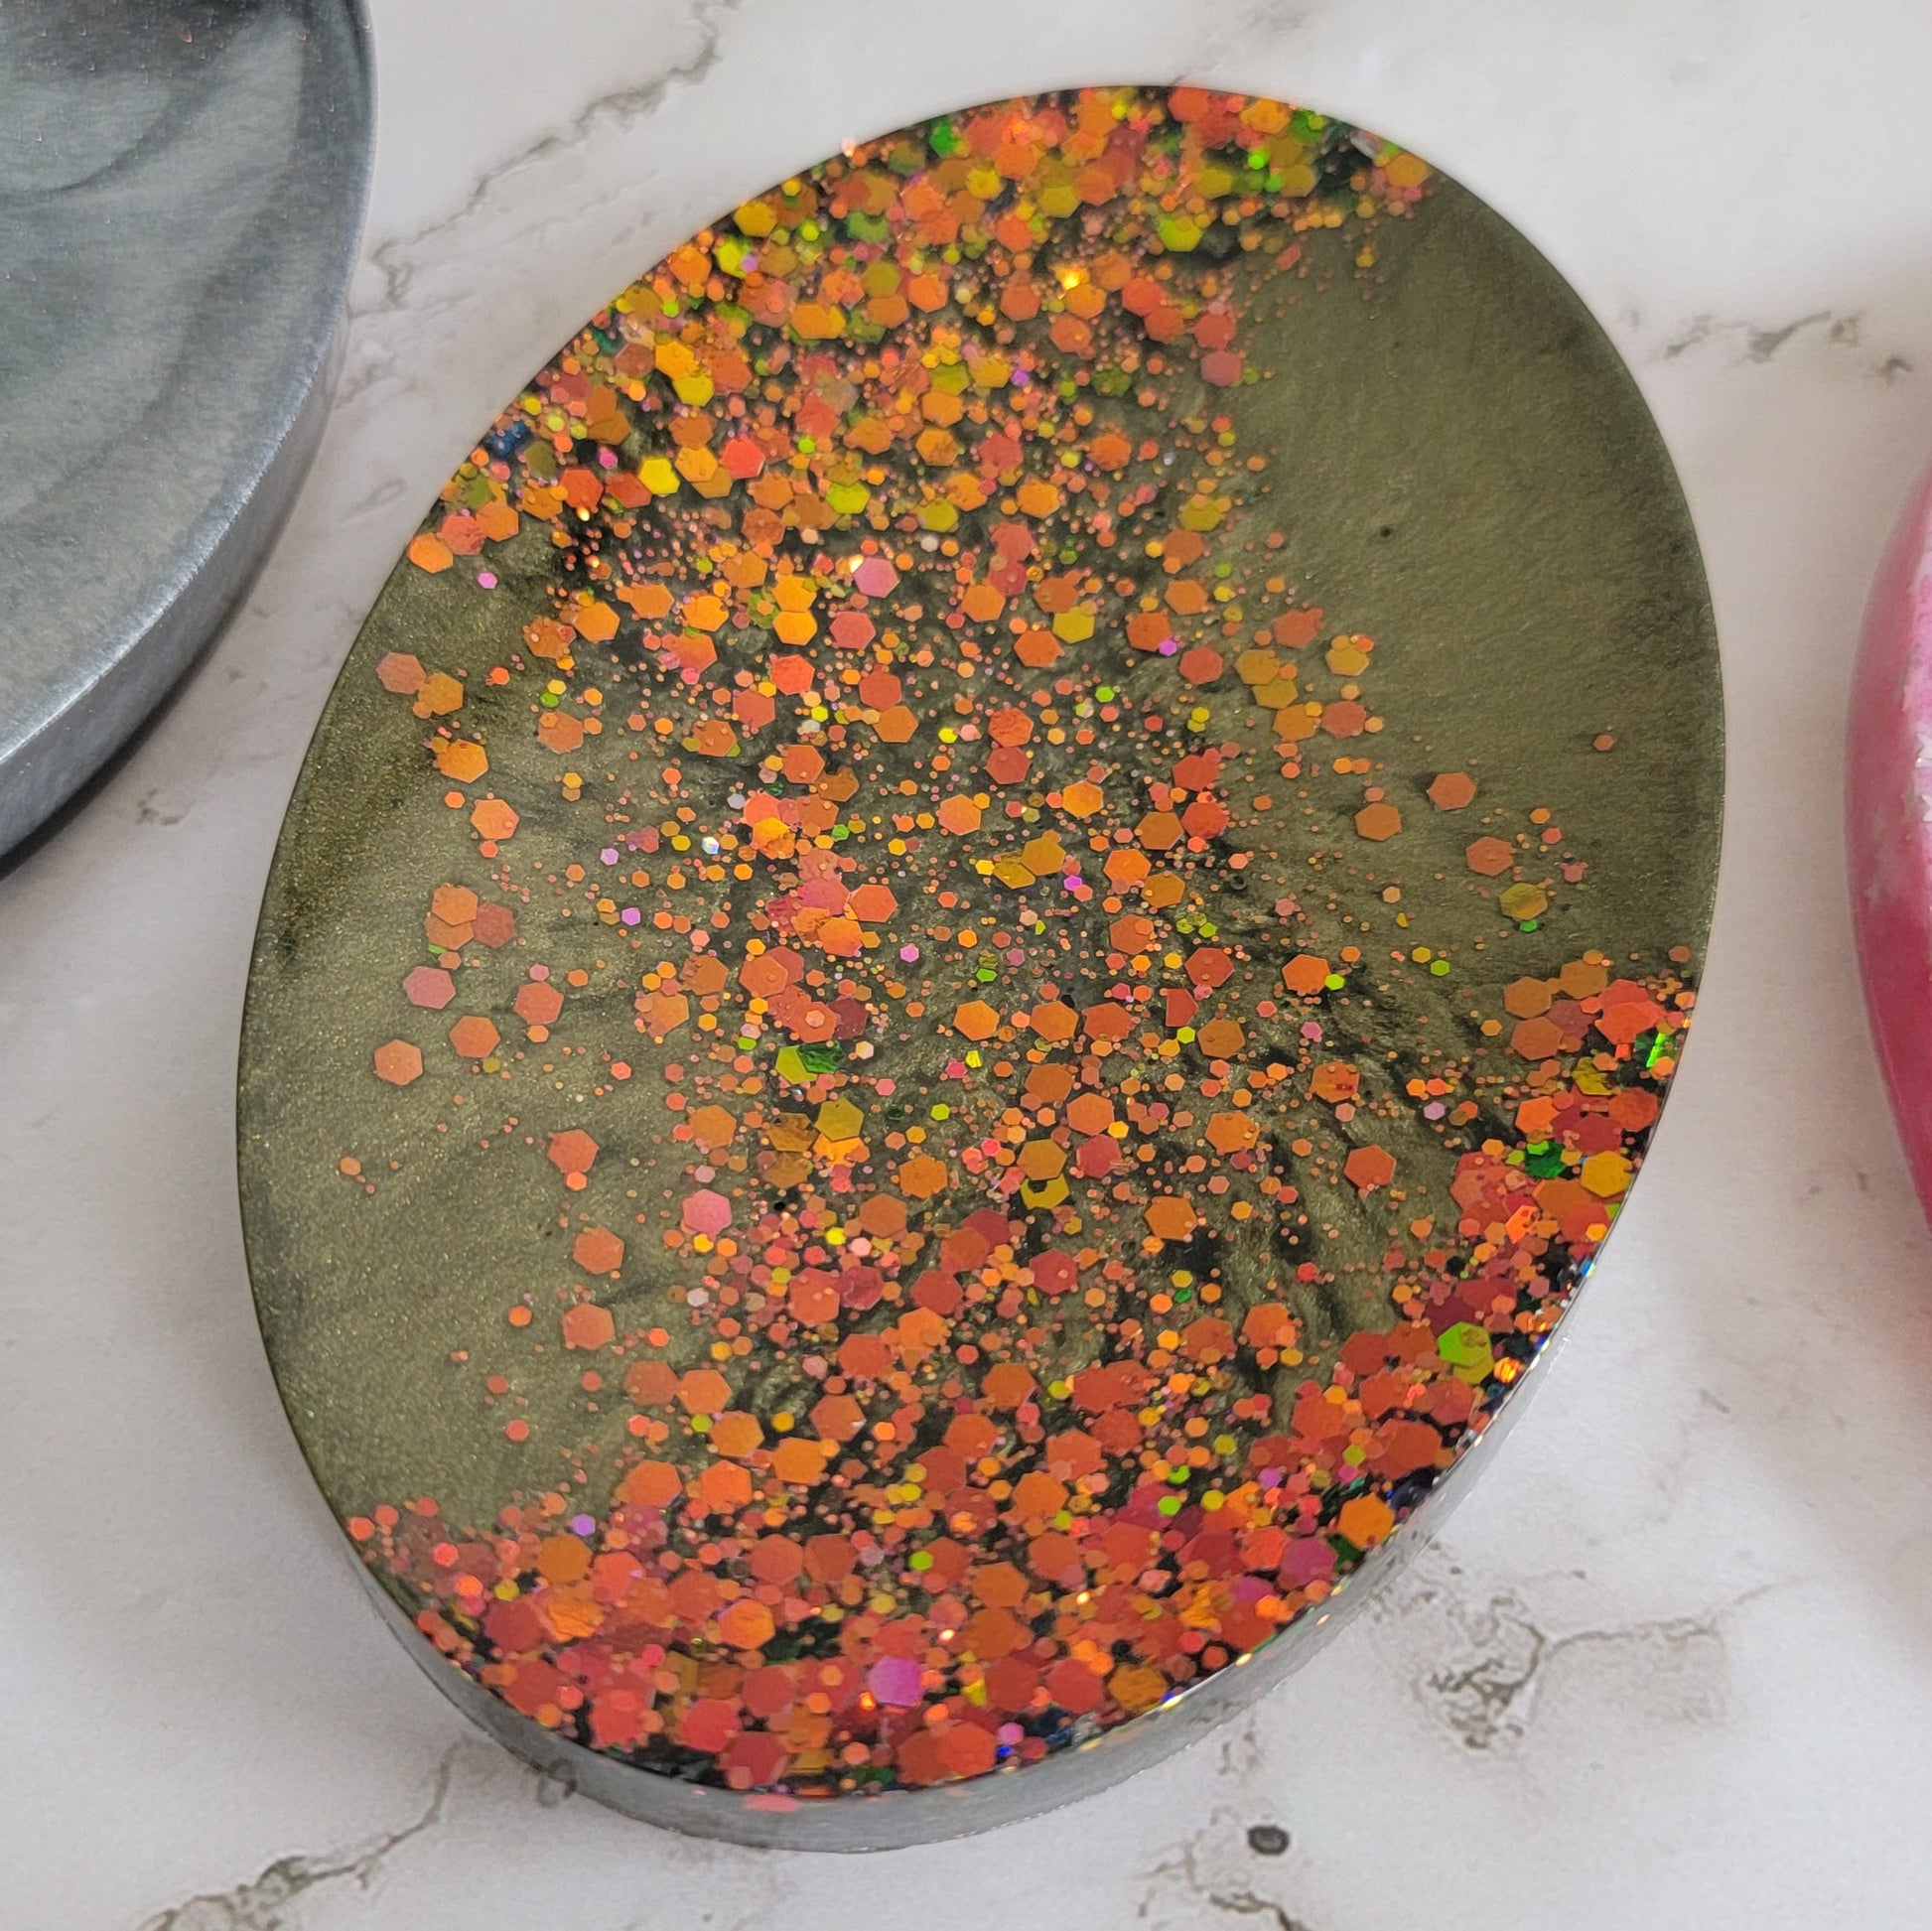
[1143,1195,1198,1242]
[572,1226,625,1275]
[561,1303,617,1350]
[1135,810,1182,851]
[1282,954,1331,996]
[514,981,565,1027]
[371,1039,423,1086]
[545,1129,599,1178]
[897,1154,948,1199]
[374,651,425,694]
[447,1015,499,1060]
[936,795,982,835]
[1343,1145,1396,1192]
[470,797,518,842]
[1503,977,1554,1019]
[677,1368,732,1417]
[951,1001,999,1040]
[1510,1017,1565,1060]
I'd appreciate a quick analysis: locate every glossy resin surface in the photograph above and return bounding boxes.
[240,86,1720,1846]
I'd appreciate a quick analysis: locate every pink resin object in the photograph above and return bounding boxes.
[1850,466,1932,1221]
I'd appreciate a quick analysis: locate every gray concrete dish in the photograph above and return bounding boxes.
[0,0,370,859]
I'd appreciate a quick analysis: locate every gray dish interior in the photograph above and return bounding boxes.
[0,0,371,857]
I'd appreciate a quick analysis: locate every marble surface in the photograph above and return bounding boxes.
[4,2,1931,1923]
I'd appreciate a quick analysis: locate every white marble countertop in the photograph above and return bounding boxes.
[6,2,1931,1923]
